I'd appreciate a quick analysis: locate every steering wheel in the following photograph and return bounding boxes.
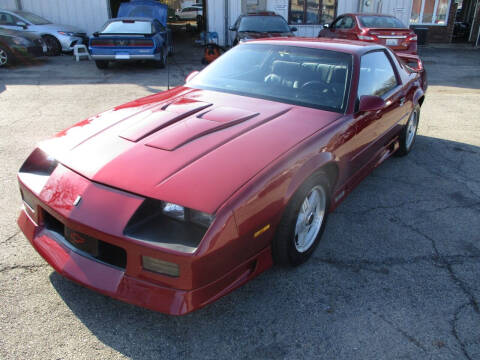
[301,80,330,93]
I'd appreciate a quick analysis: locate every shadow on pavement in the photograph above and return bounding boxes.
[48,135,480,359]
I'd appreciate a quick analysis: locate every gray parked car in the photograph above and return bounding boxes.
[0,9,87,55]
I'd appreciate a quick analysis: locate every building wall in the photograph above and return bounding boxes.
[0,0,18,9]
[1,0,110,35]
[411,1,457,43]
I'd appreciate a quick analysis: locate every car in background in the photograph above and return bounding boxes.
[17,38,426,315]
[319,13,418,54]
[230,12,296,46]
[175,5,203,22]
[0,9,87,55]
[89,18,173,69]
[0,27,46,67]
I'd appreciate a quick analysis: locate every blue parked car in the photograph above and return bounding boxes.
[89,17,173,69]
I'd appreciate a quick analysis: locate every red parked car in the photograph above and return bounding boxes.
[319,13,418,54]
[17,38,426,315]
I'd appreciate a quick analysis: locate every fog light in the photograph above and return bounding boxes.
[142,256,180,277]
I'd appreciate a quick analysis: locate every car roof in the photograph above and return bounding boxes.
[343,13,400,18]
[246,37,386,55]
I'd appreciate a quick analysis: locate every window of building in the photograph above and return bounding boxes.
[289,0,337,25]
[410,0,451,25]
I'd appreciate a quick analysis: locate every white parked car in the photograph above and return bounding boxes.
[175,5,203,21]
[0,9,87,55]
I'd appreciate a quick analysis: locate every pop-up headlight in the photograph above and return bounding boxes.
[19,148,58,193]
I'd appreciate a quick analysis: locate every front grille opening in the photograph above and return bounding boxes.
[43,210,65,235]
[42,209,127,269]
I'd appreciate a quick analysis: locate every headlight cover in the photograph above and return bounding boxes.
[19,148,58,193]
[162,202,214,228]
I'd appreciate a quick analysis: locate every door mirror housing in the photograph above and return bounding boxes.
[323,23,329,29]
[16,21,28,29]
[228,26,236,31]
[185,70,200,83]
[93,32,99,37]
[358,95,386,112]
[289,26,297,32]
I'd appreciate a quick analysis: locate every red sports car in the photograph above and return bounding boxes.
[18,38,427,315]
[319,13,418,54]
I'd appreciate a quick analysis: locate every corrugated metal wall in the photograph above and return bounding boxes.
[7,0,110,35]
[0,0,19,9]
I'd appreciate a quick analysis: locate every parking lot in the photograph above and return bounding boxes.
[0,44,479,360]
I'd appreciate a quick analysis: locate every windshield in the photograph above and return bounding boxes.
[102,20,152,34]
[13,11,51,25]
[238,16,290,33]
[189,44,352,113]
[359,16,406,29]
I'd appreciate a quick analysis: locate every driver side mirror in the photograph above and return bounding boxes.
[358,95,386,113]
[323,23,330,29]
[93,32,99,37]
[185,70,200,83]
[289,26,297,32]
[228,26,236,31]
[16,21,28,29]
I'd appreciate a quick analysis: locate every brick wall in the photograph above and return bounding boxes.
[411,1,458,43]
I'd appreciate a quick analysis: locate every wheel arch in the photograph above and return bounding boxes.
[413,88,425,107]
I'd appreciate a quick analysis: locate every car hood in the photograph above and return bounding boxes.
[40,87,340,213]
[34,23,84,33]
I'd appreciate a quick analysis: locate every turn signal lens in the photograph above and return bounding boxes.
[142,256,180,277]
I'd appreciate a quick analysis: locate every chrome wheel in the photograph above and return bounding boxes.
[294,185,326,253]
[405,110,418,150]
[0,48,8,67]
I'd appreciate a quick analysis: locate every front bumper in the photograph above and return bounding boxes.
[17,164,272,314]
[57,34,88,52]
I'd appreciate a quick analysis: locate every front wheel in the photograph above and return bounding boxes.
[42,35,61,56]
[272,174,330,266]
[395,105,420,156]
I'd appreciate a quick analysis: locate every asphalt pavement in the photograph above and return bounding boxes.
[0,43,479,360]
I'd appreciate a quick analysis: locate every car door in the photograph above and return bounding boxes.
[350,50,406,171]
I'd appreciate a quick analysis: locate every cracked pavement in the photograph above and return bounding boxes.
[1,43,479,359]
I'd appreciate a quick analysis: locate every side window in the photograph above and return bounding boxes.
[0,12,17,25]
[332,17,344,29]
[358,51,398,99]
[343,16,354,29]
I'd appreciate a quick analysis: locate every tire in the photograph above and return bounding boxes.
[154,48,166,68]
[42,35,61,56]
[272,173,330,266]
[395,105,420,157]
[95,60,109,69]
[0,46,11,67]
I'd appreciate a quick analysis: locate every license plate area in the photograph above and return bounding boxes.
[386,39,398,46]
[115,53,131,60]
[65,228,99,257]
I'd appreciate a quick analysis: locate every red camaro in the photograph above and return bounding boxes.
[319,13,418,54]
[18,38,427,315]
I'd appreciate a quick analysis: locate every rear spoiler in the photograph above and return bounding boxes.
[397,53,423,72]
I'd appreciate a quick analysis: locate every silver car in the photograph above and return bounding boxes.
[0,9,87,55]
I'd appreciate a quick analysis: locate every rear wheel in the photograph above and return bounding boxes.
[42,35,61,56]
[95,60,109,69]
[272,174,330,266]
[154,48,166,68]
[0,46,10,67]
[395,105,420,156]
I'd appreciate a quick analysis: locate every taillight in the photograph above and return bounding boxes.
[131,40,154,47]
[357,34,376,41]
[90,39,115,47]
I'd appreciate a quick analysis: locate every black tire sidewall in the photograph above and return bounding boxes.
[43,35,61,56]
[273,173,330,266]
